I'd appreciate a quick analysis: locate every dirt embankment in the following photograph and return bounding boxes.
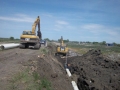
[69,49,120,90]
[0,44,73,90]
[37,44,73,90]
[0,48,43,90]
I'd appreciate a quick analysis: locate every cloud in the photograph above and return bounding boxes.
[82,24,103,30]
[107,31,118,36]
[55,24,63,29]
[80,23,120,36]
[81,24,104,34]
[42,13,53,17]
[0,14,34,23]
[56,20,68,25]
[53,20,69,31]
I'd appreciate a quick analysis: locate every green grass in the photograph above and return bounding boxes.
[68,44,120,54]
[0,39,20,43]
[8,69,52,90]
[0,37,20,44]
[40,78,52,90]
[40,48,49,55]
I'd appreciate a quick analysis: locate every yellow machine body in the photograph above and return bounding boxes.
[20,16,41,49]
[56,36,68,56]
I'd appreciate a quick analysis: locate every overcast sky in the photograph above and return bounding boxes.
[0,0,120,43]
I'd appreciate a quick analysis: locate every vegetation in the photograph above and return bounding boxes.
[44,38,50,41]
[68,43,120,54]
[40,48,49,55]
[58,39,69,43]
[0,37,19,43]
[8,69,52,90]
[10,37,14,40]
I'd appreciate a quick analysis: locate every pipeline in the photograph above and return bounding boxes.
[64,54,79,90]
[0,43,20,50]
[71,81,79,90]
[66,68,72,77]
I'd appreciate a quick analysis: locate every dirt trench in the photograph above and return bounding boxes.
[37,44,73,90]
[68,49,120,90]
[1,43,120,90]
[55,49,120,90]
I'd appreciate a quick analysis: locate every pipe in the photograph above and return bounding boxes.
[66,68,72,77]
[0,43,15,50]
[0,43,20,50]
[71,81,79,90]
[0,43,15,46]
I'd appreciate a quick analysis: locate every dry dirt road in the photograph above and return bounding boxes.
[0,45,73,90]
[0,48,42,89]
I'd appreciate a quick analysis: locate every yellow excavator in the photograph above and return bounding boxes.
[20,16,41,49]
[55,36,68,56]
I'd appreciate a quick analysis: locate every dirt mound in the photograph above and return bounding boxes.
[37,44,73,90]
[70,49,120,90]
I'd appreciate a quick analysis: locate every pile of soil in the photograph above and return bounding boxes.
[69,49,120,90]
[37,44,73,90]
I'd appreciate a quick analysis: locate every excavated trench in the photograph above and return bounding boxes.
[0,42,120,90]
[56,49,120,90]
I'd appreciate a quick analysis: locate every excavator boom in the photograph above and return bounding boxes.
[31,16,41,38]
[60,36,64,46]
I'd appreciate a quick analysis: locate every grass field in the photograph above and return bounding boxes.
[0,38,20,43]
[8,68,52,90]
[68,43,120,54]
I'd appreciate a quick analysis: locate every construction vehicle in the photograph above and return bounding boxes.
[55,36,68,56]
[20,16,41,49]
[40,39,46,46]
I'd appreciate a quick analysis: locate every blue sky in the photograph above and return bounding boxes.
[0,0,120,43]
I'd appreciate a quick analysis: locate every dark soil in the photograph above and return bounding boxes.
[69,49,120,90]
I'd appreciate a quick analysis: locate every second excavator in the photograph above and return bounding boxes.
[20,16,41,49]
[55,36,68,56]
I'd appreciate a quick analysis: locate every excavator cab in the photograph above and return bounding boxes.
[22,31,33,35]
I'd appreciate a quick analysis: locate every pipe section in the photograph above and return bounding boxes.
[71,81,79,90]
[0,43,20,50]
[66,68,72,77]
[65,68,79,90]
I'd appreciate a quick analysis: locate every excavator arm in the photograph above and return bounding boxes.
[60,36,64,46]
[32,16,41,39]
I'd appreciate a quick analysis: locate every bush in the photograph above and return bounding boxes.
[10,37,14,40]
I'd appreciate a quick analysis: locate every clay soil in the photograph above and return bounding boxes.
[0,45,73,90]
